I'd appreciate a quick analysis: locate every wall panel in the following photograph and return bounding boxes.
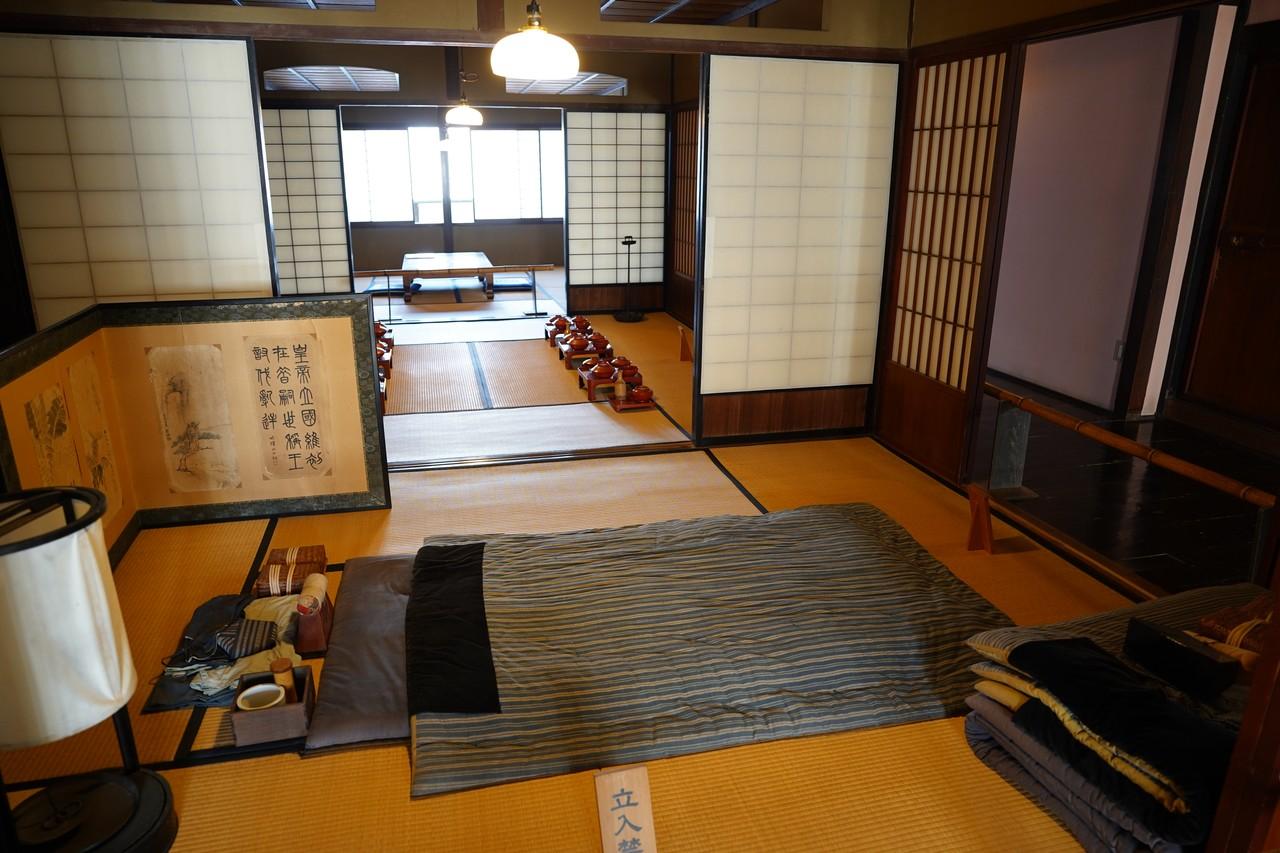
[0,34,273,328]
[699,55,898,396]
[565,110,665,289]
[263,108,351,295]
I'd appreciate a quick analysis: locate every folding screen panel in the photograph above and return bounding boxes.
[262,108,352,295]
[565,110,665,311]
[698,55,897,438]
[0,34,273,329]
[875,53,1009,481]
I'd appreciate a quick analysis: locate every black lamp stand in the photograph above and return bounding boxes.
[1,707,177,852]
[612,234,645,323]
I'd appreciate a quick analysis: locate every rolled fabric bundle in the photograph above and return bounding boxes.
[298,572,328,616]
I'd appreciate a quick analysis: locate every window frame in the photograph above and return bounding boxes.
[342,122,566,227]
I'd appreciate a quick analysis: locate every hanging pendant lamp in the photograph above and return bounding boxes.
[446,98,484,126]
[490,0,579,81]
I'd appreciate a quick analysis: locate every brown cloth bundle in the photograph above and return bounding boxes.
[253,545,327,597]
[1197,593,1273,654]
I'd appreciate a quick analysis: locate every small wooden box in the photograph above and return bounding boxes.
[231,665,315,747]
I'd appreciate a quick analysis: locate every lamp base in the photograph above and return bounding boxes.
[612,311,646,323]
[13,770,177,852]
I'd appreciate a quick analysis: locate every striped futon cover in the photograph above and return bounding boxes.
[410,503,1012,797]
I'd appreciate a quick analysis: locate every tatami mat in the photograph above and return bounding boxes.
[161,716,1075,852]
[472,339,587,408]
[383,343,485,415]
[269,452,758,563]
[712,438,1129,626]
[3,520,267,783]
[589,313,694,434]
[384,403,689,465]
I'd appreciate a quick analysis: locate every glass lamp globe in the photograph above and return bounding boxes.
[446,101,484,126]
[491,2,579,81]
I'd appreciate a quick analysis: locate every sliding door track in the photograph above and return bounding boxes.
[386,440,697,472]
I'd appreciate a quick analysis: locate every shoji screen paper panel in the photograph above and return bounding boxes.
[263,108,351,295]
[889,54,1006,391]
[565,111,665,287]
[700,56,898,395]
[0,34,272,329]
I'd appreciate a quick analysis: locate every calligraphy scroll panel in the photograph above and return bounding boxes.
[245,333,333,480]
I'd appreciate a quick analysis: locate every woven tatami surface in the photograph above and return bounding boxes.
[383,343,484,415]
[712,438,1129,626]
[160,716,1076,852]
[3,520,267,783]
[269,453,758,564]
[589,313,694,433]
[383,403,688,465]
[472,339,587,408]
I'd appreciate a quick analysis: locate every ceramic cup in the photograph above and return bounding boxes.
[236,682,286,712]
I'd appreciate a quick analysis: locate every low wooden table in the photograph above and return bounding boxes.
[401,251,497,302]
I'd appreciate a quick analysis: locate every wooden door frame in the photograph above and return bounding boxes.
[1159,17,1280,453]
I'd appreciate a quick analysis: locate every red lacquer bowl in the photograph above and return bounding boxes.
[629,385,654,403]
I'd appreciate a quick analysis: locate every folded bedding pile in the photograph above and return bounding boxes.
[962,584,1271,852]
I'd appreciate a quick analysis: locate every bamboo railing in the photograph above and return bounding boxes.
[984,383,1275,508]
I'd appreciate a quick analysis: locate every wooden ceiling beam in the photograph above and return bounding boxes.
[650,0,698,24]
[711,0,782,26]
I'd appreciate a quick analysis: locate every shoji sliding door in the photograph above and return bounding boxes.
[698,55,898,439]
[875,52,1010,481]
[262,108,352,295]
[0,34,273,328]
[564,110,665,313]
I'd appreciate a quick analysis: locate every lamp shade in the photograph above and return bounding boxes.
[0,487,135,750]
[490,27,579,81]
[445,101,484,127]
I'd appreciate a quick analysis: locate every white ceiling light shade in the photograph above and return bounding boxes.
[490,1,580,81]
[446,99,484,126]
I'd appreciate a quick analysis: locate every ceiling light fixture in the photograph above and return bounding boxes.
[446,98,484,126]
[447,60,484,127]
[490,1,579,81]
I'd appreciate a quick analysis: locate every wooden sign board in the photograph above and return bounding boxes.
[595,765,658,853]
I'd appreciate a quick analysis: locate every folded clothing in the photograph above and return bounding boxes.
[965,695,1186,853]
[973,659,1184,812]
[1197,593,1272,654]
[215,618,279,659]
[162,593,251,673]
[189,595,301,696]
[1006,638,1236,819]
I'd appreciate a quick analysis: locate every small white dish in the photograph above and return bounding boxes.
[236,682,285,712]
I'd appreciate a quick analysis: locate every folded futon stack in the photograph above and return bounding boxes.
[962,585,1273,853]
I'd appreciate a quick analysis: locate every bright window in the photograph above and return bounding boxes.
[343,125,564,224]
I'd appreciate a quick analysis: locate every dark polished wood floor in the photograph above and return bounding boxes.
[974,373,1280,593]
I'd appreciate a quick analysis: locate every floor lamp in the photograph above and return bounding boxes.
[613,234,645,323]
[0,487,177,851]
